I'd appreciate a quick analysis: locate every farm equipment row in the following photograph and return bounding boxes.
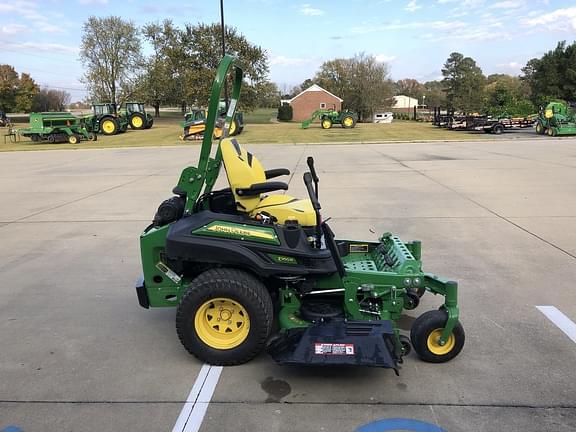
[432,108,536,134]
[6,102,154,145]
[82,102,153,136]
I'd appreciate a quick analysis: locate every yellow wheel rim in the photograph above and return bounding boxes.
[426,328,455,356]
[194,298,250,349]
[322,119,331,128]
[102,120,115,134]
[69,136,78,144]
[343,117,353,127]
[132,116,143,128]
[229,121,237,135]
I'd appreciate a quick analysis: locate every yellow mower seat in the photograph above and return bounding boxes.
[220,138,316,226]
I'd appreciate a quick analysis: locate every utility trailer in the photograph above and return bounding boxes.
[18,112,96,144]
[474,116,536,134]
[432,108,456,128]
[435,113,536,134]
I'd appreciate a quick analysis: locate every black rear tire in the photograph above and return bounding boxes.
[410,309,465,363]
[492,124,504,134]
[176,268,273,366]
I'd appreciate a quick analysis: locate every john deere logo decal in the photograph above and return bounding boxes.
[207,224,275,240]
[193,221,280,245]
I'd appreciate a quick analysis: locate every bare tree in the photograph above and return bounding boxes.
[79,16,142,107]
[32,88,71,111]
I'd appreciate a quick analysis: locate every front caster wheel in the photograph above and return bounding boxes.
[176,268,273,366]
[410,310,465,363]
[404,291,420,310]
[399,335,412,356]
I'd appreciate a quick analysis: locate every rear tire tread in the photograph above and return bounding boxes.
[176,268,273,366]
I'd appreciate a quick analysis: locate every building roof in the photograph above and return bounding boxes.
[393,95,419,103]
[288,84,344,103]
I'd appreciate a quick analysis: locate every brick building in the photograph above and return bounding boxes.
[284,84,343,121]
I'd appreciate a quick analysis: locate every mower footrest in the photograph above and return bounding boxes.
[135,276,150,309]
[268,320,398,369]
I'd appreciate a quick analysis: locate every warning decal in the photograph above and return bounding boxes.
[349,244,369,253]
[314,343,355,355]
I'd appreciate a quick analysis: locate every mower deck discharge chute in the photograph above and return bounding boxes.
[136,56,465,372]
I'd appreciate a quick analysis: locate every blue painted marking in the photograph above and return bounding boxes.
[1,427,24,432]
[356,418,446,432]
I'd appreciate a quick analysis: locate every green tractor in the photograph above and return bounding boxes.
[301,106,358,129]
[120,102,154,130]
[18,112,96,144]
[535,101,576,136]
[82,103,129,136]
[135,56,465,371]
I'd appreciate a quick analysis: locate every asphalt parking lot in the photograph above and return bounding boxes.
[1,138,576,432]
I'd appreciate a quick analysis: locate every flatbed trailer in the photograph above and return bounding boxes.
[473,117,536,134]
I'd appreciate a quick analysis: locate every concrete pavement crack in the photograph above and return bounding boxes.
[0,400,574,409]
[287,144,308,188]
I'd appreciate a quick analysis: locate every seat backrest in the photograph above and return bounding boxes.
[220,138,266,213]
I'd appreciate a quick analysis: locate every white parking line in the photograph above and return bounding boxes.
[536,306,576,344]
[172,364,223,432]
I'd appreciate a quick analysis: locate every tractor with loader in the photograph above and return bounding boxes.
[135,56,465,372]
[301,106,358,129]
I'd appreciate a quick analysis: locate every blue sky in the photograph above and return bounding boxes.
[1,0,575,101]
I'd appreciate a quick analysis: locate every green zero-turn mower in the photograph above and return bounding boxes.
[136,56,465,372]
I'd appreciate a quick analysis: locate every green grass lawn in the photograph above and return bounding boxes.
[242,108,277,124]
[1,117,491,152]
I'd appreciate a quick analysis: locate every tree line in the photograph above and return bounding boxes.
[0,65,71,113]
[3,14,574,121]
[288,40,576,119]
[79,16,272,117]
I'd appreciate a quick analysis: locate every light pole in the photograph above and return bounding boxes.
[220,0,228,108]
